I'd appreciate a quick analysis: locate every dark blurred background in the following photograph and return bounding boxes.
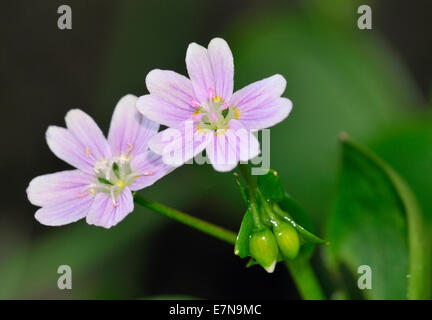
[0,0,431,299]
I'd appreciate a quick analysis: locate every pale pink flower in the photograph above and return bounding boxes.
[27,95,172,228]
[137,37,292,171]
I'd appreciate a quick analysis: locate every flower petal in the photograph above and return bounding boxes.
[186,42,215,103]
[206,133,237,172]
[108,94,159,157]
[65,109,111,161]
[34,189,94,226]
[238,97,292,130]
[46,126,95,173]
[27,169,93,207]
[129,152,174,190]
[137,94,193,128]
[206,120,260,172]
[86,187,134,229]
[228,119,261,162]
[230,74,288,129]
[145,69,196,112]
[207,38,234,101]
[148,120,212,167]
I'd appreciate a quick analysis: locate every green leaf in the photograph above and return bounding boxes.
[257,169,285,202]
[274,203,327,246]
[256,170,327,254]
[325,135,430,299]
[234,210,254,258]
[368,117,432,224]
[277,195,314,234]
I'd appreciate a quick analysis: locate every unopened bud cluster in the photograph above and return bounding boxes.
[248,204,300,273]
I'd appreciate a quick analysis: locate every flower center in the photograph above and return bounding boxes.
[191,88,239,132]
[89,156,137,206]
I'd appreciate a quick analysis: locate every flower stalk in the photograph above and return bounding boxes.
[133,195,237,245]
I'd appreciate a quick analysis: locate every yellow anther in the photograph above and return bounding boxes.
[89,188,96,195]
[196,124,211,134]
[213,96,223,103]
[232,107,240,120]
[85,146,92,157]
[192,107,202,116]
[196,124,204,133]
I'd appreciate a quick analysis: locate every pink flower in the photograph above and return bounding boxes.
[137,38,292,172]
[27,95,173,229]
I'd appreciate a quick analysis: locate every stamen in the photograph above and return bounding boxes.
[85,146,91,157]
[213,96,223,103]
[111,188,120,207]
[232,106,240,120]
[126,142,133,154]
[192,113,202,122]
[208,88,215,99]
[77,191,87,198]
[190,98,201,108]
[143,170,153,176]
[196,124,204,133]
[193,106,201,115]
[211,112,218,122]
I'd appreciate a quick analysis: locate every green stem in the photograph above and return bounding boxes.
[238,164,263,229]
[286,259,326,300]
[238,163,257,188]
[134,195,237,245]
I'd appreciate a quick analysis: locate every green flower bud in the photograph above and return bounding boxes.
[273,223,300,260]
[249,228,279,273]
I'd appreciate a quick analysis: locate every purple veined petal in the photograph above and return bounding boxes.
[206,120,260,172]
[206,132,237,172]
[108,94,159,157]
[27,169,94,207]
[207,38,234,102]
[186,42,215,104]
[238,97,293,131]
[230,74,287,129]
[137,94,194,128]
[148,120,212,167]
[46,126,96,174]
[145,69,197,112]
[34,190,94,227]
[228,119,261,162]
[86,187,134,229]
[65,109,111,162]
[129,152,175,191]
